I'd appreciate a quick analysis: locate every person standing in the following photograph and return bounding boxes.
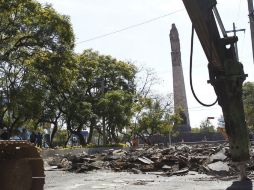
[43,133,50,148]
[20,128,29,140]
[36,132,43,148]
[30,131,36,144]
[0,127,9,140]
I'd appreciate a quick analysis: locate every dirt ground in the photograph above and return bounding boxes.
[44,170,254,190]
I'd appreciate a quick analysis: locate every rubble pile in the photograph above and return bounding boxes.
[46,143,254,176]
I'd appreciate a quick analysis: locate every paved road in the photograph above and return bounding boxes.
[45,170,254,190]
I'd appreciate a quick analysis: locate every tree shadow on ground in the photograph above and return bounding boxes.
[226,179,252,190]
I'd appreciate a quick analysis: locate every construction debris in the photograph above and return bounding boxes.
[45,143,254,177]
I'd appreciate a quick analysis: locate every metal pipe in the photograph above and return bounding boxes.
[213,6,227,37]
[247,0,254,63]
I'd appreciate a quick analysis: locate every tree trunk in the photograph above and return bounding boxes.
[111,127,119,144]
[87,125,94,144]
[97,130,101,146]
[64,132,71,147]
[49,123,58,148]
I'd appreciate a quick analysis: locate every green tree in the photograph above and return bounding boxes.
[134,95,176,145]
[200,119,215,133]
[98,90,134,143]
[39,92,63,147]
[72,50,137,145]
[243,82,254,131]
[0,0,75,137]
[59,87,93,146]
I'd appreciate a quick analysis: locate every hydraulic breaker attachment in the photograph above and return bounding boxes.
[208,58,249,180]
[208,59,249,163]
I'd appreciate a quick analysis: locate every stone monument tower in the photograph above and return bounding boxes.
[169,23,191,132]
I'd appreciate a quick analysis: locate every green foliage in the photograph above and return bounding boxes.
[132,95,177,144]
[76,50,137,144]
[174,107,187,125]
[243,82,254,131]
[0,0,74,59]
[191,127,200,133]
[0,0,75,136]
[54,129,68,147]
[199,119,215,133]
[98,90,133,130]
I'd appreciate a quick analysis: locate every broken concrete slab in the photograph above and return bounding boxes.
[209,149,227,163]
[207,161,230,172]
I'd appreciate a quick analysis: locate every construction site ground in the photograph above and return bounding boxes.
[45,169,253,190]
[43,143,254,190]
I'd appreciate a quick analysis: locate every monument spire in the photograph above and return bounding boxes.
[170,23,191,132]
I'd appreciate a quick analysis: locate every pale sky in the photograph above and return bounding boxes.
[37,0,254,128]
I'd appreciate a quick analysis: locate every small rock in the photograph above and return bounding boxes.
[162,165,172,170]
[60,158,71,169]
[177,145,191,153]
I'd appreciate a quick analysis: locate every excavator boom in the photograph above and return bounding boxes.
[182,0,250,176]
[183,0,223,70]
